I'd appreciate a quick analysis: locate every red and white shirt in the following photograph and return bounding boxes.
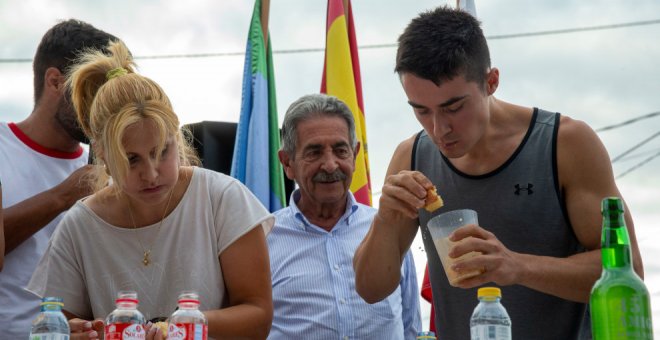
[0,122,87,339]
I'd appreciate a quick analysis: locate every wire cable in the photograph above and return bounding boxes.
[1,18,659,63]
[611,131,660,163]
[487,18,660,40]
[612,147,660,163]
[616,149,660,179]
[596,111,660,132]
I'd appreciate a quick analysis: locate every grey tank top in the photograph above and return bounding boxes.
[414,108,588,339]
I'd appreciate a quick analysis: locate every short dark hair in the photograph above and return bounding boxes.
[395,6,491,87]
[32,19,118,104]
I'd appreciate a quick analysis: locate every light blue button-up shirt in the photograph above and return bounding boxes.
[267,190,421,340]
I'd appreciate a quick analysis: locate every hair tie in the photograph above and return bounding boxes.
[106,67,128,80]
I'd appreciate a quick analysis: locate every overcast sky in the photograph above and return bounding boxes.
[2,0,660,332]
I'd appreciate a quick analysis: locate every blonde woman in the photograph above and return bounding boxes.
[28,41,274,340]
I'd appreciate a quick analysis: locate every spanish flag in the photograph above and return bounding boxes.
[321,0,372,206]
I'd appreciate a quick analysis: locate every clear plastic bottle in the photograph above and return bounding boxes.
[167,291,208,340]
[29,297,70,340]
[104,291,146,340]
[470,287,511,340]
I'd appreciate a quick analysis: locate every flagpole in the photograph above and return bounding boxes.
[456,0,477,17]
[261,0,270,51]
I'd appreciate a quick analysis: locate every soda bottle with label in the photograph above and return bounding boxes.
[590,197,653,339]
[29,297,70,340]
[167,291,208,340]
[470,287,511,340]
[105,291,146,340]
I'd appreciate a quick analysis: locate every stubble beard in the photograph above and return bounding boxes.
[55,97,89,144]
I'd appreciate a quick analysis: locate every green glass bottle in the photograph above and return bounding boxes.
[590,197,653,339]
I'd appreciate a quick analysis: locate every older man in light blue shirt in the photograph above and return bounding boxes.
[268,94,421,339]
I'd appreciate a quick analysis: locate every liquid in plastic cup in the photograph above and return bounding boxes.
[427,209,482,286]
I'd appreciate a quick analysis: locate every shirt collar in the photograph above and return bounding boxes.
[288,189,359,231]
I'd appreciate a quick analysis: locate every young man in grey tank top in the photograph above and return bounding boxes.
[353,6,644,340]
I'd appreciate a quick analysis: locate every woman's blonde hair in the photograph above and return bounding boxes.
[67,40,199,193]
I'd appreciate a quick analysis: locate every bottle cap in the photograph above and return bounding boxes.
[116,290,139,304]
[601,197,624,214]
[477,287,501,298]
[41,296,64,307]
[178,291,200,304]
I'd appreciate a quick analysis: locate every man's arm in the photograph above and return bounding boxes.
[450,116,641,302]
[514,116,642,301]
[546,116,642,294]
[4,165,93,254]
[354,135,434,303]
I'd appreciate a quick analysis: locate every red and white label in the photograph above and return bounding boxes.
[105,323,146,340]
[167,323,208,340]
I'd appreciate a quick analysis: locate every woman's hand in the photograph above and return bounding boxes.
[144,321,166,340]
[69,318,103,339]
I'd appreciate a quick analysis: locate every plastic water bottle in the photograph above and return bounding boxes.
[29,297,70,340]
[416,330,437,339]
[104,291,146,340]
[167,291,208,340]
[470,287,511,340]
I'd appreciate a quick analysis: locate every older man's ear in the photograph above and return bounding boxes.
[278,150,295,181]
[353,141,361,161]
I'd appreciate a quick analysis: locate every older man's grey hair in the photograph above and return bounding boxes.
[280,93,357,156]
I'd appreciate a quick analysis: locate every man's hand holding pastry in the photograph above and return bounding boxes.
[378,170,442,220]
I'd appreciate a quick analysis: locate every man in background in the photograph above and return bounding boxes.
[268,93,421,339]
[0,19,118,338]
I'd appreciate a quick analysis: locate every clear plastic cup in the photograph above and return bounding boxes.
[427,209,482,286]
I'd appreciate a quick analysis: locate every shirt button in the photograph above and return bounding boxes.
[340,298,346,304]
[343,336,349,340]
[334,264,340,270]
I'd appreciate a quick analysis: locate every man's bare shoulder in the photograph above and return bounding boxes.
[395,133,419,158]
[557,115,602,152]
[556,114,612,187]
[558,114,591,134]
[387,133,420,175]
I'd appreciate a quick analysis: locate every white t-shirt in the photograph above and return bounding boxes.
[0,122,87,339]
[28,167,273,322]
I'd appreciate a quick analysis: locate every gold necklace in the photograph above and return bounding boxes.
[126,187,175,266]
